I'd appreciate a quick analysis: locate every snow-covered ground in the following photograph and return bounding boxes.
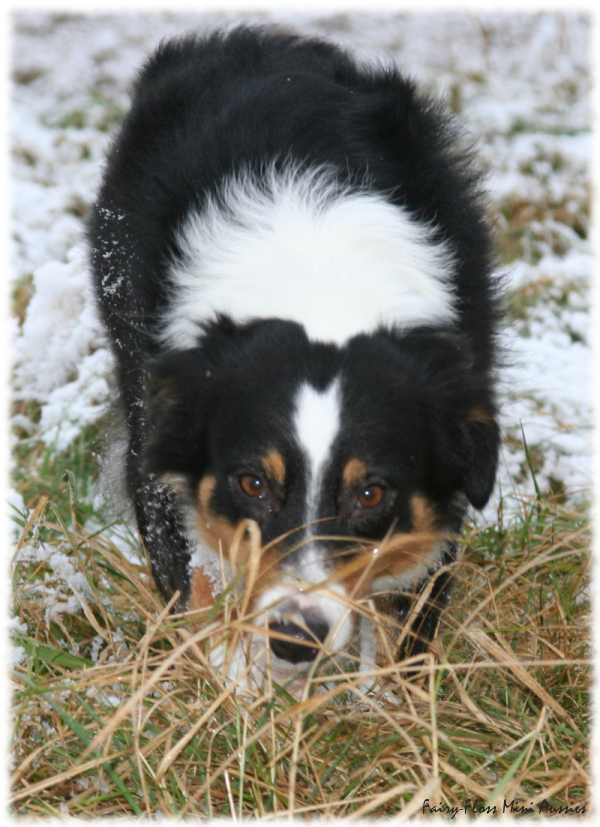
[11,12,592,522]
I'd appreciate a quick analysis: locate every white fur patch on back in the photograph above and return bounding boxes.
[163,166,457,348]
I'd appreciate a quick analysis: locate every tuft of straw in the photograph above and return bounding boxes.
[10,488,591,818]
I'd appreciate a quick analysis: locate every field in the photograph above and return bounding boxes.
[10,11,592,819]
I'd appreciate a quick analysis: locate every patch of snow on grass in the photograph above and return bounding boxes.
[11,11,592,518]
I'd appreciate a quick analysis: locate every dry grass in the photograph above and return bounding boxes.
[10,12,591,818]
[10,478,591,819]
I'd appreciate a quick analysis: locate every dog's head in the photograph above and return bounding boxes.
[143,316,499,684]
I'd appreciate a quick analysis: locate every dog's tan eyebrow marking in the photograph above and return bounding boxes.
[262,449,286,485]
[342,458,367,489]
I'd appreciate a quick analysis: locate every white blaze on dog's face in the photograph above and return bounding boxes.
[293,380,341,525]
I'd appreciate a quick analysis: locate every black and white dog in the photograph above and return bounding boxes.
[89,26,501,689]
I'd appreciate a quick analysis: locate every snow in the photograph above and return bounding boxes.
[11,12,592,523]
[14,541,99,625]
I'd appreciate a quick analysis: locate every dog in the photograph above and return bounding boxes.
[89,25,501,692]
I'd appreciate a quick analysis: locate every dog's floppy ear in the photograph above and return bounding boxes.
[459,406,500,509]
[430,394,500,510]
[405,328,499,510]
[143,347,214,478]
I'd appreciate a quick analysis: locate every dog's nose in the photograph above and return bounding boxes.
[268,613,330,664]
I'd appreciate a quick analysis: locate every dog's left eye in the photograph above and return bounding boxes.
[356,484,385,509]
[239,474,267,499]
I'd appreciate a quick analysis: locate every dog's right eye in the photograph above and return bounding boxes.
[239,474,267,499]
[356,483,385,509]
